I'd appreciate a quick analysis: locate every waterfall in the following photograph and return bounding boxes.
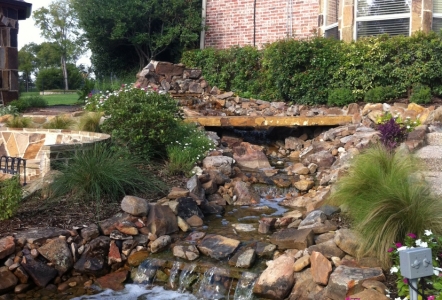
[178,263,198,293]
[196,267,232,300]
[133,258,164,286]
[168,261,183,290]
[233,272,258,300]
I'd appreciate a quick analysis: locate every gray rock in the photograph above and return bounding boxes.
[74,236,110,276]
[14,227,70,245]
[150,235,171,253]
[172,245,199,261]
[21,254,58,287]
[202,156,234,176]
[144,204,179,236]
[37,238,73,275]
[176,197,205,219]
[80,223,100,242]
[121,195,149,217]
[298,210,327,229]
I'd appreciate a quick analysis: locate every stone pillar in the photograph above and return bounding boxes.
[422,0,433,33]
[341,0,354,42]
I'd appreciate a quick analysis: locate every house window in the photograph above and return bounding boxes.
[355,0,411,39]
[433,0,442,33]
[324,0,339,39]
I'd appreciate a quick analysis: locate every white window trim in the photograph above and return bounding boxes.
[323,0,338,37]
[353,2,411,40]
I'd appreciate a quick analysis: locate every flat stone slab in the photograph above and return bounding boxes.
[415,145,442,172]
[14,227,71,245]
[270,228,314,250]
[197,234,240,260]
[184,115,353,128]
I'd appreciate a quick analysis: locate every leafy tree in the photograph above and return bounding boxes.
[72,0,202,74]
[18,43,38,92]
[36,64,84,91]
[33,0,86,91]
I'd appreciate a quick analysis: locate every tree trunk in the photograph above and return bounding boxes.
[61,55,69,91]
[25,73,29,92]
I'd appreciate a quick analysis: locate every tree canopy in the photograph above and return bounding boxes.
[72,0,202,75]
[33,0,86,90]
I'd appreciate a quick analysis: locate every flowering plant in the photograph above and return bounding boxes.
[389,230,442,300]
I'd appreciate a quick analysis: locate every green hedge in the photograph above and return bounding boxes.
[181,31,442,104]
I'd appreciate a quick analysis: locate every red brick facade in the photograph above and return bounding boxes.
[204,0,320,49]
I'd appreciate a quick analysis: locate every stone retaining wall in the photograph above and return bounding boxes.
[0,128,110,182]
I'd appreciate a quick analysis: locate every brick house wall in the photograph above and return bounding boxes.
[204,0,320,49]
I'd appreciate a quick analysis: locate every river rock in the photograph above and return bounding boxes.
[99,213,135,235]
[323,265,385,300]
[255,242,276,258]
[186,175,205,201]
[285,137,304,151]
[233,142,271,169]
[0,266,18,293]
[350,288,390,300]
[232,181,260,205]
[308,240,345,260]
[315,232,336,244]
[288,268,323,300]
[167,187,189,199]
[0,236,15,260]
[197,234,240,259]
[186,215,204,227]
[177,216,191,232]
[121,195,149,217]
[253,254,295,300]
[95,269,128,291]
[293,254,310,272]
[13,266,29,284]
[172,245,199,261]
[176,197,204,219]
[80,223,100,242]
[21,254,58,287]
[74,236,110,276]
[232,223,255,232]
[202,156,234,176]
[109,230,133,240]
[293,179,314,192]
[108,240,122,265]
[37,238,73,275]
[150,235,171,253]
[298,210,327,229]
[270,228,314,250]
[144,204,179,236]
[127,250,149,267]
[115,221,138,235]
[14,283,32,294]
[334,228,360,257]
[310,251,332,285]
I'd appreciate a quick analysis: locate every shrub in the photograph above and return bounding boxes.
[10,96,48,113]
[77,112,103,132]
[410,84,432,104]
[49,142,166,205]
[327,145,442,268]
[6,116,33,128]
[43,116,75,129]
[327,88,354,106]
[0,105,19,117]
[377,117,407,150]
[100,86,182,158]
[364,86,397,103]
[77,78,96,101]
[166,123,215,175]
[0,176,22,220]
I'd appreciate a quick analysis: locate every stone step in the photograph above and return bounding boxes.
[417,172,442,197]
[414,145,442,172]
[425,132,442,146]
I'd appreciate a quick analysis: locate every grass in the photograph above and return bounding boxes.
[76,112,103,132]
[6,116,33,128]
[327,144,442,268]
[43,116,76,130]
[20,92,80,106]
[49,142,167,209]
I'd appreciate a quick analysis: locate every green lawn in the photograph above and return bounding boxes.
[20,92,82,106]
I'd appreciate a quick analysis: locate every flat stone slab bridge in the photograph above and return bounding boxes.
[184,115,353,128]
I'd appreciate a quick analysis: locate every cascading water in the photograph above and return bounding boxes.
[167,261,183,290]
[196,267,232,300]
[233,272,258,300]
[133,258,164,286]
[178,263,198,293]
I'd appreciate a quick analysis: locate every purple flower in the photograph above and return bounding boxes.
[395,242,403,248]
[387,247,394,253]
[403,278,408,284]
[407,233,417,239]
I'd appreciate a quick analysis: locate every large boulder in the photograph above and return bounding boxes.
[253,254,295,300]
[144,204,179,236]
[233,142,271,170]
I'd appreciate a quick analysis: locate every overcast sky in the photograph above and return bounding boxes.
[18,0,91,66]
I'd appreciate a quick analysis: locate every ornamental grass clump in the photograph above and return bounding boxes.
[43,115,75,129]
[49,142,167,207]
[327,144,442,268]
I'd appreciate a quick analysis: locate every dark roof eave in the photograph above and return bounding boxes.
[0,0,32,19]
